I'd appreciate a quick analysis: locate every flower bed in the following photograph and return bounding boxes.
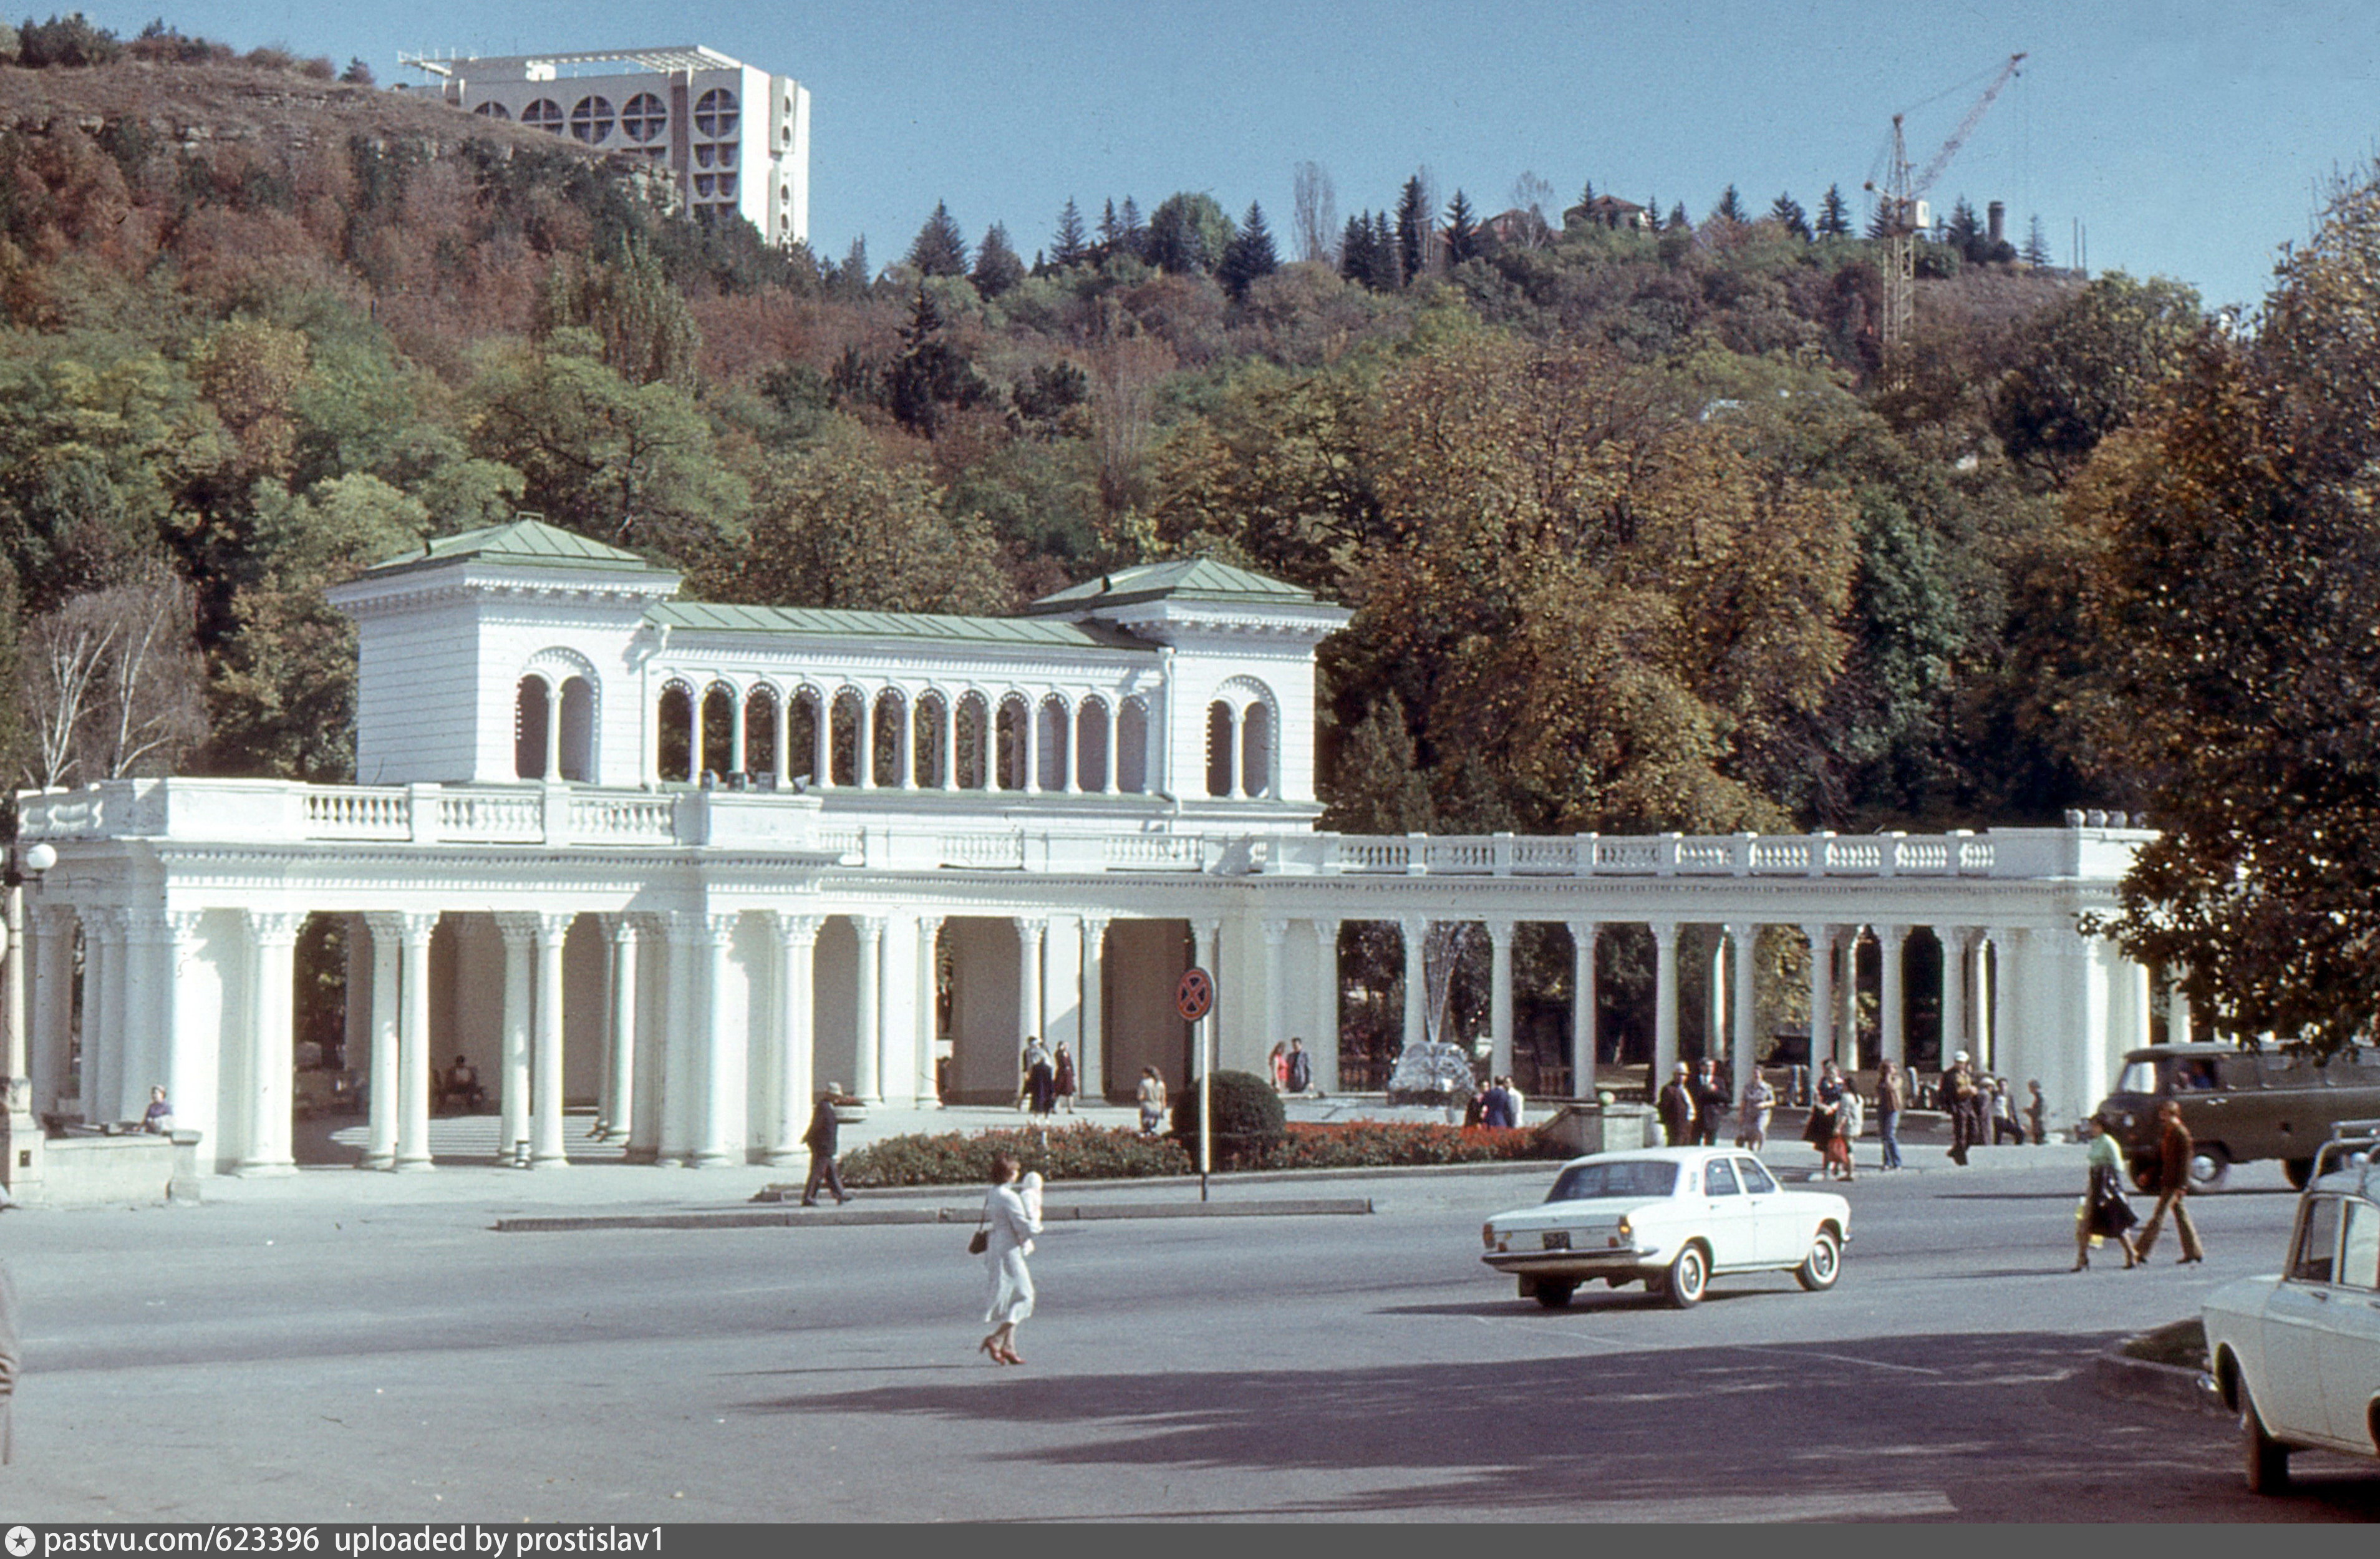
[836,1118,1565,1186]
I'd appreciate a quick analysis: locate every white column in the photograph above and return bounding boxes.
[532,911,571,1167]
[1729,923,1758,1076]
[938,700,957,792]
[159,911,205,1159]
[1400,915,1428,1053]
[1803,923,1834,1072]
[695,911,740,1167]
[2126,956,2152,1053]
[1058,702,1077,794]
[393,912,437,1172]
[772,691,791,789]
[1487,920,1516,1078]
[896,696,916,790]
[1878,925,1908,1071]
[361,913,403,1170]
[1567,920,1598,1100]
[1193,916,1221,1081]
[496,913,535,1162]
[1102,703,1120,795]
[1312,918,1342,1093]
[1652,922,1680,1081]
[626,915,663,1163]
[1936,926,1970,1064]
[813,692,834,789]
[689,686,709,781]
[1839,926,1864,1071]
[121,909,168,1124]
[1977,931,1998,1071]
[728,687,748,777]
[1989,926,2023,1086]
[81,909,115,1125]
[544,679,563,780]
[768,913,820,1165]
[601,916,639,1141]
[31,906,75,1119]
[235,910,301,1176]
[878,910,920,1105]
[1262,918,1289,1068]
[2165,964,2190,1044]
[657,913,696,1167]
[1226,708,1244,800]
[1078,916,1107,1102]
[1014,916,1045,1047]
[918,915,947,1104]
[852,914,885,1105]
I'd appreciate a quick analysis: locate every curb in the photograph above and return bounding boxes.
[495,1195,1374,1233]
[2092,1333,2227,1418]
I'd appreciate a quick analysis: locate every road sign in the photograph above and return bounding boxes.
[1175,966,1214,1024]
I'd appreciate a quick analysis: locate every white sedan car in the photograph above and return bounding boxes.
[1481,1147,1851,1309]
[2203,1122,2380,1493]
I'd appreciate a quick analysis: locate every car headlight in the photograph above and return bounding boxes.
[1615,1215,1632,1243]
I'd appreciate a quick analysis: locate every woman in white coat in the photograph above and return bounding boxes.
[979,1152,1043,1364]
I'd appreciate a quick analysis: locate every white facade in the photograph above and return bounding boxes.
[408,47,810,245]
[15,520,2160,1177]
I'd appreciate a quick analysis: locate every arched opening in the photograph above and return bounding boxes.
[1241,701,1272,800]
[657,682,694,782]
[873,690,906,787]
[995,696,1031,791]
[1076,696,1110,792]
[514,676,553,779]
[1206,701,1236,797]
[790,688,823,785]
[1117,698,1149,794]
[956,692,992,789]
[700,685,736,781]
[744,684,779,780]
[1037,695,1070,790]
[558,676,595,782]
[915,691,951,787]
[831,689,866,787]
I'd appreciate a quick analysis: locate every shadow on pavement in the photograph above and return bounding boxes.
[759,1329,2380,1521]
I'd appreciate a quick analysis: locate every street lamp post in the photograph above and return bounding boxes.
[0,793,57,1197]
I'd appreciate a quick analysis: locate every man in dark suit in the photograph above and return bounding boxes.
[1691,1060,1730,1145]
[2132,1100,2205,1263]
[1656,1062,1698,1147]
[800,1082,856,1207]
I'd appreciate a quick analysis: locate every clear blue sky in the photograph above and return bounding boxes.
[71,1,2380,313]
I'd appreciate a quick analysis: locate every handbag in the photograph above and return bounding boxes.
[967,1207,989,1255]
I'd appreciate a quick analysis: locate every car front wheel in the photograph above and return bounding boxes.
[2240,1381,2291,1495]
[2190,1145,2230,1193]
[1662,1245,1707,1309]
[1532,1281,1577,1310]
[1794,1228,1842,1291]
[2282,1158,2315,1191]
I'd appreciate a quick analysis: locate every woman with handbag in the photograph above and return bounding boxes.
[977,1152,1043,1364]
[2072,1116,2142,1270]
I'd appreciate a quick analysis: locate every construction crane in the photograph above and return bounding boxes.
[1866,52,2026,351]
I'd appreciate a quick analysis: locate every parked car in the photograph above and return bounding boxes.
[2096,1042,2380,1191]
[1479,1147,1850,1310]
[2202,1119,2380,1493]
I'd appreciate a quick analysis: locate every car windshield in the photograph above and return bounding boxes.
[2115,1055,2227,1095]
[1547,1160,1681,1203]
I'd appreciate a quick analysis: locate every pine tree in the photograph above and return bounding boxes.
[885,285,988,438]
[1050,199,1090,269]
[1865,199,1897,240]
[2024,213,2051,267]
[830,236,873,301]
[1577,178,1595,210]
[1371,211,1400,288]
[1442,190,1479,265]
[1713,185,1747,225]
[1945,197,1983,262]
[1096,198,1124,260]
[1666,203,1690,231]
[1769,192,1811,241]
[1217,201,1279,299]
[1118,197,1146,260]
[1816,183,1852,238]
[1340,212,1374,285]
[1395,175,1430,284]
[905,201,969,278]
[971,223,1025,298]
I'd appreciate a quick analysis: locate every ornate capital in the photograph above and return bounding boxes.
[164,910,206,944]
[1485,920,1516,951]
[494,911,541,950]
[1649,921,1681,948]
[1260,918,1290,945]
[246,909,304,948]
[396,910,440,946]
[773,911,824,949]
[702,912,740,946]
[535,910,574,946]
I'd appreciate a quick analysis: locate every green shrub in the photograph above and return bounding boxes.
[1262,1122,1567,1170]
[839,1124,1191,1187]
[1171,1068,1287,1167]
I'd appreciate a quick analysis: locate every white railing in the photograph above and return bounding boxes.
[305,789,411,837]
[569,795,677,842]
[1103,835,1205,872]
[940,833,1025,870]
[1328,830,2000,878]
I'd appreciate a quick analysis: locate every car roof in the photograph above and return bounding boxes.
[1559,1147,1753,1169]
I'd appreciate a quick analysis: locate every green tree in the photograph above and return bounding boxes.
[1049,200,1091,269]
[970,222,1026,298]
[537,237,702,389]
[1442,190,1479,265]
[2024,214,2053,267]
[1768,192,1811,241]
[1394,175,1429,282]
[1144,192,1231,274]
[1217,201,1279,299]
[1988,272,2202,488]
[1815,184,1852,238]
[1713,185,1747,225]
[905,200,970,277]
[884,285,990,439]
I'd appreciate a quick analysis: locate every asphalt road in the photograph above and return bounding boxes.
[1,1153,2375,1523]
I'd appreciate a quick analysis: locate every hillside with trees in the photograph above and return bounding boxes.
[0,19,2200,850]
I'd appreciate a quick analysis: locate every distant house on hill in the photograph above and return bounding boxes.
[403,45,808,246]
[1481,208,1551,250]
[1564,195,1651,233]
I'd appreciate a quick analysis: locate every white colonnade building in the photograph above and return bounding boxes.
[16,520,2159,1174]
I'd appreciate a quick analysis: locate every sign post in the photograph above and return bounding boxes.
[1175,966,1215,1202]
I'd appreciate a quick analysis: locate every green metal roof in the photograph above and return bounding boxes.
[649,600,1154,653]
[364,518,676,579]
[1023,558,1326,615]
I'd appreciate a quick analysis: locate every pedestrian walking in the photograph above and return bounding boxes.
[1052,1041,1078,1114]
[977,1152,1043,1366]
[800,1082,855,1207]
[1025,1038,1056,1117]
[1988,1077,2029,1144]
[1807,1060,1855,1181]
[2132,1100,2207,1265]
[1691,1058,1729,1146]
[1656,1062,1698,1146]
[1738,1071,1774,1152]
[1875,1059,1905,1171]
[1942,1051,1981,1165]
[2025,1080,2048,1145]
[1284,1037,1313,1095]
[1269,1042,1290,1090]
[1136,1066,1168,1135]
[2073,1116,2142,1270]
[1480,1076,1517,1129]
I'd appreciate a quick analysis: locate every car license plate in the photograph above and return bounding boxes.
[1541,1231,1570,1251]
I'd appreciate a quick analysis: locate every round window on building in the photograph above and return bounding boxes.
[619,92,666,142]
[473,100,511,120]
[715,174,736,202]
[521,98,564,133]
[694,87,739,137]
[569,95,615,142]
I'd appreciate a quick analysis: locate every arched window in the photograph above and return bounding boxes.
[569,95,614,142]
[520,98,564,134]
[694,87,739,137]
[473,101,511,121]
[1241,701,1273,800]
[915,691,951,788]
[515,676,553,779]
[831,689,866,787]
[790,687,823,785]
[1076,696,1111,792]
[744,685,779,779]
[558,676,596,782]
[995,695,1031,791]
[700,685,736,780]
[1117,698,1149,794]
[619,92,666,142]
[1206,702,1236,798]
[956,692,991,789]
[1036,696,1070,791]
[657,681,694,783]
[873,690,906,787]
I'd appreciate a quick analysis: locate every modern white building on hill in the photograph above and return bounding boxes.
[14,520,2167,1177]
[405,46,810,246]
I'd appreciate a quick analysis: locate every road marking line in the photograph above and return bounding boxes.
[1732,1344,1943,1375]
